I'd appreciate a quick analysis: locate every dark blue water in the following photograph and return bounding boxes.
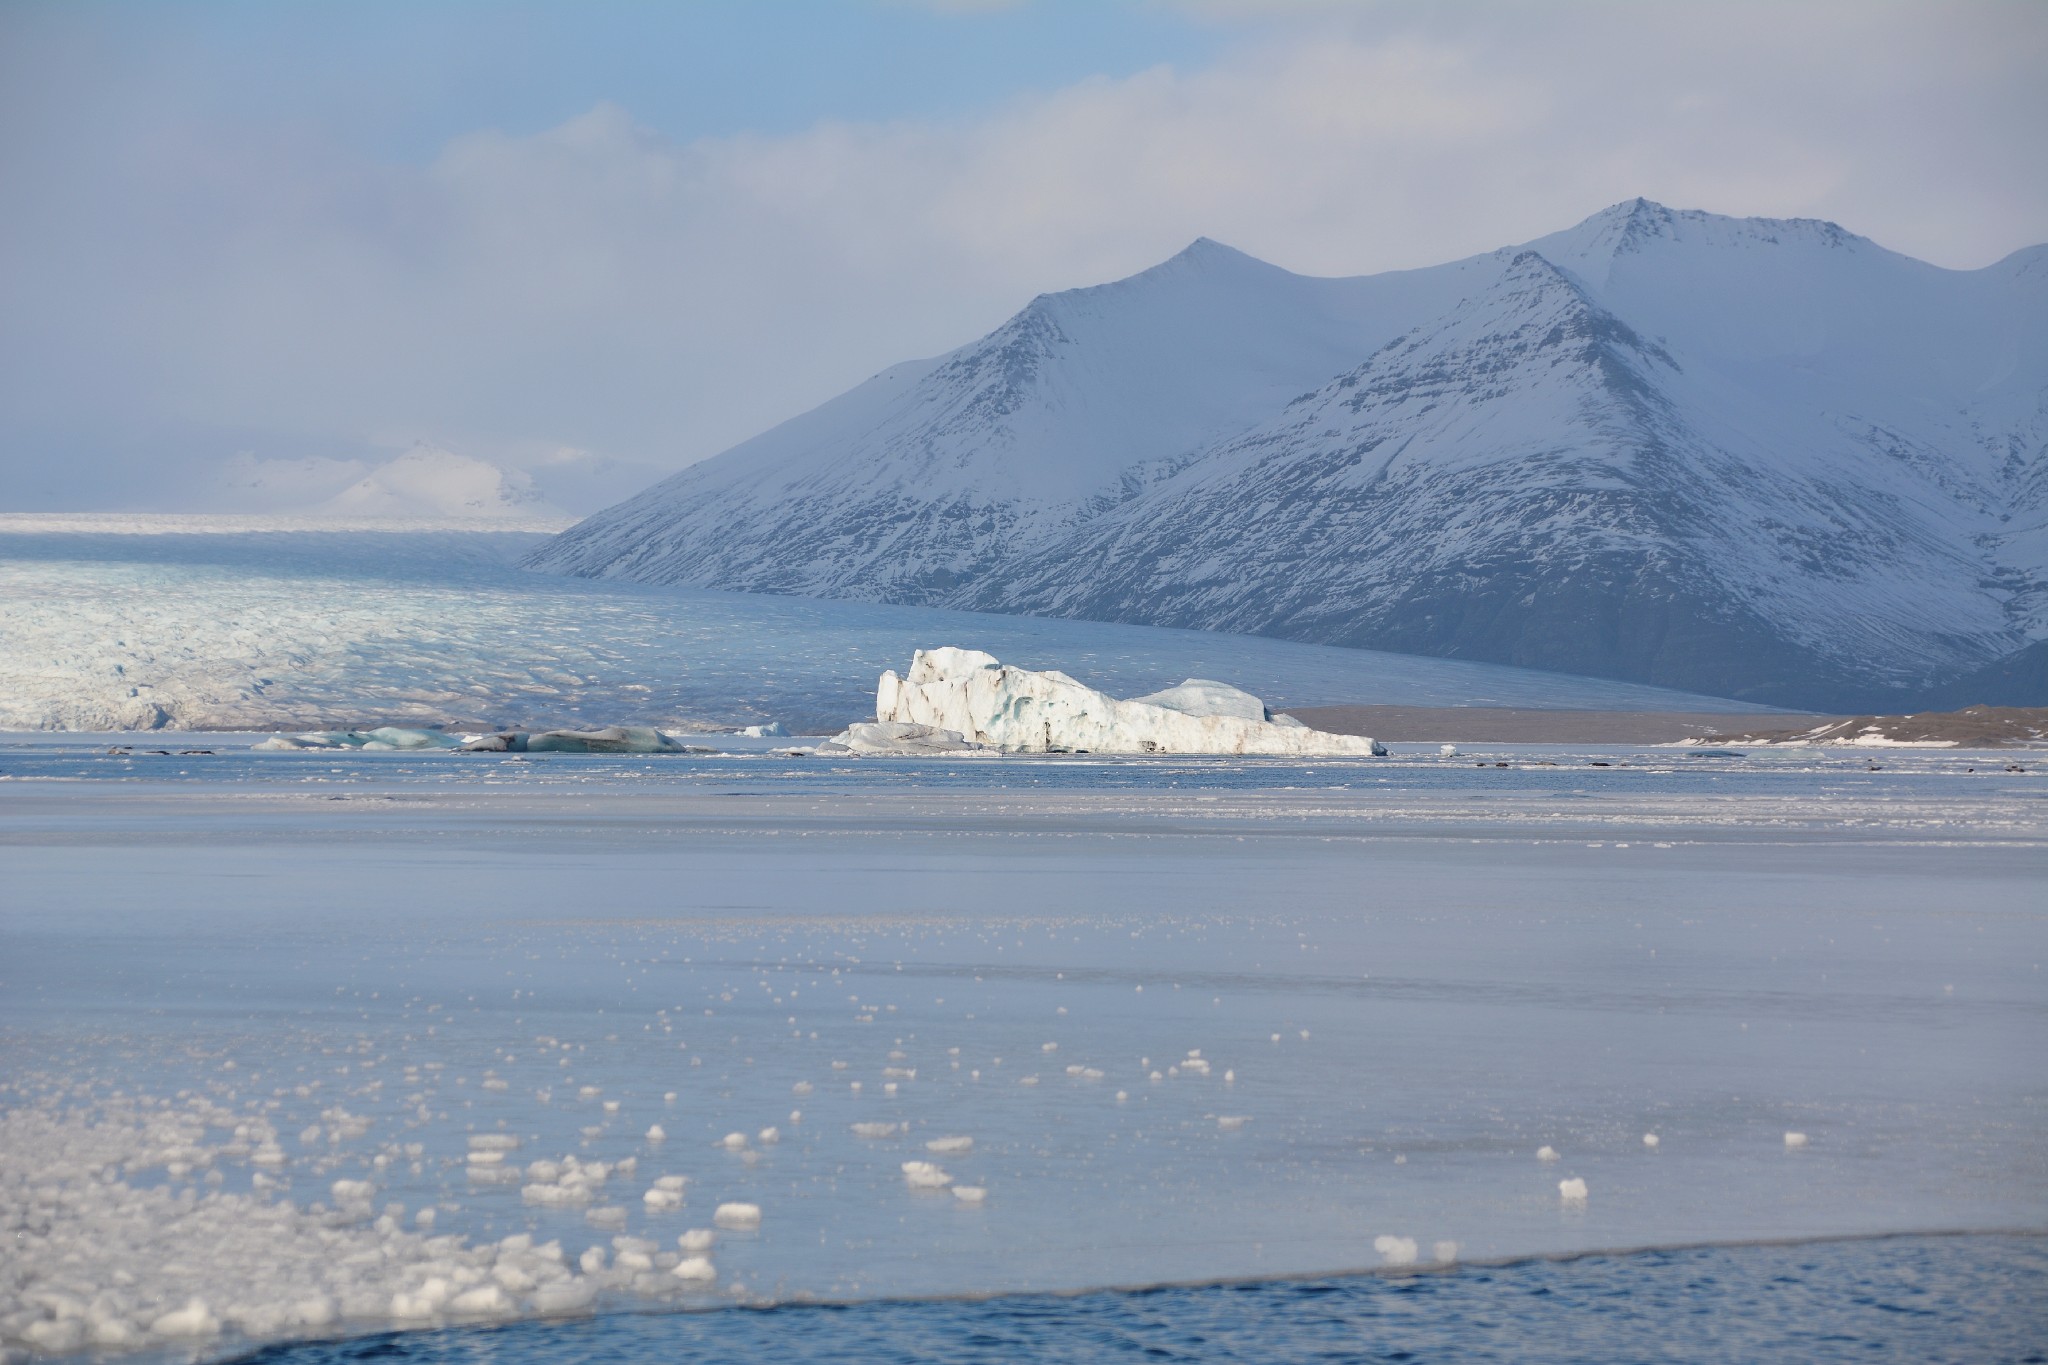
[240,1234,2045,1364]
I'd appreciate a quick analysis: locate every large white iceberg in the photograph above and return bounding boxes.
[837,648,1385,756]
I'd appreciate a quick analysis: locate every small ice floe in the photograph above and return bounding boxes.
[851,1121,900,1139]
[671,1255,717,1282]
[718,1132,748,1150]
[792,1081,814,1096]
[1558,1177,1589,1203]
[584,1206,628,1228]
[1537,1145,1560,1162]
[925,1135,974,1154]
[642,1185,684,1211]
[1373,1235,1419,1266]
[579,1246,607,1274]
[533,1280,597,1315]
[678,1228,716,1253]
[150,1299,221,1338]
[757,1127,780,1144]
[1642,1133,1660,1148]
[1785,1131,1810,1148]
[1216,1115,1252,1132]
[952,1185,988,1203]
[1440,744,1458,757]
[901,1161,952,1189]
[713,1202,762,1229]
[646,1124,666,1142]
[1434,1241,1460,1263]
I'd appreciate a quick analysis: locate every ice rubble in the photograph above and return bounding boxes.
[821,648,1385,756]
[0,1100,730,1362]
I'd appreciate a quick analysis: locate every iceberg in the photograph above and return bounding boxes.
[461,727,691,754]
[252,727,462,751]
[849,648,1385,756]
[816,721,992,756]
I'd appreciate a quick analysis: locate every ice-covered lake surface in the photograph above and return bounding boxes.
[0,517,1770,732]
[2,738,2043,1362]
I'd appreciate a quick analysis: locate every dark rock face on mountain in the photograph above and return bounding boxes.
[529,201,2048,711]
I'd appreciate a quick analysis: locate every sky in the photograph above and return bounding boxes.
[1,0,2044,513]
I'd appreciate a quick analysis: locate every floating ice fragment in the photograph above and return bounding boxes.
[1374,1236,1419,1266]
[925,1135,973,1154]
[719,1132,748,1150]
[1434,1241,1460,1263]
[643,1188,683,1210]
[713,1202,762,1229]
[757,1127,780,1144]
[1785,1131,1809,1148]
[851,1122,899,1138]
[1217,1115,1252,1131]
[1559,1177,1589,1203]
[448,1285,513,1316]
[901,1161,952,1189]
[671,1255,717,1282]
[1643,1133,1660,1148]
[951,1185,988,1203]
[646,1124,666,1142]
[532,1280,596,1316]
[1537,1146,1560,1162]
[678,1228,716,1253]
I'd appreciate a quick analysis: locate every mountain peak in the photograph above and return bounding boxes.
[1533,200,1870,284]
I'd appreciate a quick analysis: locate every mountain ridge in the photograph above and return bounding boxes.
[527,201,2048,711]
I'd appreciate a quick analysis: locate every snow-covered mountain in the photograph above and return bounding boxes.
[529,201,2048,710]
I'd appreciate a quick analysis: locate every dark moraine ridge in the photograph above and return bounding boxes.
[240,1233,2046,1365]
[1289,706,1827,744]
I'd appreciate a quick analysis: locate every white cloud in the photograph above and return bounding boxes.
[2,1,2042,508]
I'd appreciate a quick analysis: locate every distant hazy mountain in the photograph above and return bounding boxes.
[529,201,2048,710]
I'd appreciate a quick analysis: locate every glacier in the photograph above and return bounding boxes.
[841,647,1386,755]
[0,515,1771,732]
[528,200,2048,712]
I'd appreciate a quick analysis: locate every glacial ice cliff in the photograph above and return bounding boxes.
[835,648,1385,756]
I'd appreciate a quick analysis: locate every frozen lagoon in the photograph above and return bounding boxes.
[1,739,2044,1358]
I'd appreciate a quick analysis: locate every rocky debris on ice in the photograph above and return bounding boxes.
[823,649,1385,757]
[1698,704,2048,750]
